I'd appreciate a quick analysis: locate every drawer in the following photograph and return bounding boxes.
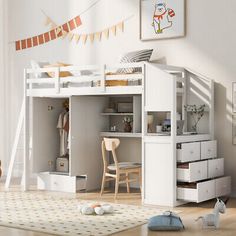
[201,140,217,160]
[177,160,208,182]
[177,142,200,162]
[37,172,87,193]
[177,179,215,203]
[208,158,224,178]
[215,176,231,197]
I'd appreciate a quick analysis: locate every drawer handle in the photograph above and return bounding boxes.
[198,170,201,174]
[190,150,194,154]
[53,182,57,185]
[208,149,212,153]
[206,190,208,193]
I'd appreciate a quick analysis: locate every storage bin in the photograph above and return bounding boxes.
[56,157,69,172]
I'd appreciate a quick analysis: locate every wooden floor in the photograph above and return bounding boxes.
[0,183,236,236]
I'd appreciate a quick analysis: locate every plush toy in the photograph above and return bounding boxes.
[78,203,114,215]
[196,198,229,229]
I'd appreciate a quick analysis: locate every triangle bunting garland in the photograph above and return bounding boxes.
[14,7,130,51]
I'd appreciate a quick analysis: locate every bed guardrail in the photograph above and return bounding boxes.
[25,62,145,96]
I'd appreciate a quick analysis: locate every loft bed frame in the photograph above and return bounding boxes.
[17,61,228,207]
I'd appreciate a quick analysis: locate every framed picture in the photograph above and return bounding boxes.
[140,0,185,40]
[233,115,236,144]
[232,82,236,113]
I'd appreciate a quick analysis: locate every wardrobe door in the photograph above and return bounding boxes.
[32,98,63,173]
[70,96,108,190]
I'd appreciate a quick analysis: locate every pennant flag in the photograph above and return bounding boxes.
[89,33,95,43]
[74,34,80,43]
[110,25,116,36]
[95,32,102,41]
[44,16,51,26]
[117,21,124,32]
[61,30,68,39]
[50,22,57,30]
[81,34,88,44]
[103,29,109,39]
[68,32,74,41]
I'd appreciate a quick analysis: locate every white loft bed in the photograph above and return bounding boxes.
[25,62,145,97]
[19,62,231,207]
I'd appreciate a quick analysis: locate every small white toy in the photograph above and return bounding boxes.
[78,203,114,216]
[196,198,228,229]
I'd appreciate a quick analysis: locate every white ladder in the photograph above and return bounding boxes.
[5,97,29,190]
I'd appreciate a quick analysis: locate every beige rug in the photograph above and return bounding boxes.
[0,191,177,236]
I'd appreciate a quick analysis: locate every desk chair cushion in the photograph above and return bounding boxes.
[107,162,141,171]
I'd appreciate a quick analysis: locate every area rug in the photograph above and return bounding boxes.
[0,191,179,236]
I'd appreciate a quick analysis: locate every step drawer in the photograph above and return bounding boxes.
[177,179,215,203]
[177,160,208,182]
[208,158,224,178]
[215,176,231,197]
[177,142,200,163]
[201,140,217,160]
[37,172,86,193]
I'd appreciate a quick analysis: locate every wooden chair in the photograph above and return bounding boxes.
[100,138,142,199]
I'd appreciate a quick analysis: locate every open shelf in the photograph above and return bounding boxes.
[100,132,142,138]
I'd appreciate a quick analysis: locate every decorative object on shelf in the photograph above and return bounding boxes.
[140,0,185,41]
[147,114,154,133]
[195,198,228,229]
[110,126,117,132]
[184,104,206,133]
[156,125,162,133]
[123,116,133,132]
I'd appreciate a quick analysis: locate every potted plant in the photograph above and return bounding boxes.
[184,104,206,133]
[123,116,133,132]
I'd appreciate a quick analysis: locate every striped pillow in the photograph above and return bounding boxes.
[117,49,153,73]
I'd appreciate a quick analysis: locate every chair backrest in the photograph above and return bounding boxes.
[102,138,120,171]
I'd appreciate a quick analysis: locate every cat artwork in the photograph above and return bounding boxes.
[196,198,229,229]
[152,2,175,34]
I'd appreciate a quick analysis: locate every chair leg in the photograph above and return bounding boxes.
[114,174,120,199]
[100,172,106,196]
[126,173,130,193]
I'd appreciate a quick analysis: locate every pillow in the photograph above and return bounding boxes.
[148,211,184,231]
[44,62,72,78]
[117,49,153,73]
[30,60,49,78]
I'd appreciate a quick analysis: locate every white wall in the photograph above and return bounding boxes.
[5,0,236,195]
[0,0,7,175]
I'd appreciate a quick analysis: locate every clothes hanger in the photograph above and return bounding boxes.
[63,99,69,112]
